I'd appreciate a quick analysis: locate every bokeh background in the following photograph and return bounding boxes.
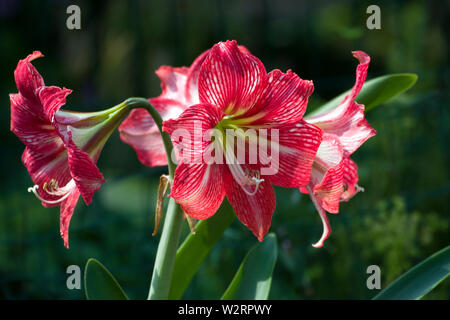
[0,0,448,299]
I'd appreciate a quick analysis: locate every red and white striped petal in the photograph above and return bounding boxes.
[267,120,323,188]
[59,189,81,249]
[170,162,226,220]
[198,40,266,116]
[306,101,376,155]
[311,162,344,214]
[305,185,332,248]
[240,69,314,127]
[341,156,360,201]
[224,168,275,241]
[38,86,72,123]
[300,134,345,213]
[342,51,370,106]
[66,131,105,205]
[14,51,45,103]
[163,103,224,163]
[10,93,62,155]
[306,51,375,155]
[119,99,185,167]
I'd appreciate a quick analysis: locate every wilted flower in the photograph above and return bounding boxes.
[301,51,376,247]
[10,51,131,248]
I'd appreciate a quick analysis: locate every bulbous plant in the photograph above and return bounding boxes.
[10,41,426,300]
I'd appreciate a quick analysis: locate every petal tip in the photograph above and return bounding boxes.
[351,51,370,64]
[26,51,44,62]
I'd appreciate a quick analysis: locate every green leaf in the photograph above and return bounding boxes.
[221,233,278,300]
[373,246,450,300]
[168,199,236,299]
[84,258,128,300]
[309,73,418,116]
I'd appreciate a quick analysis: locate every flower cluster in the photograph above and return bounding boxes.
[11,41,375,248]
[119,41,376,246]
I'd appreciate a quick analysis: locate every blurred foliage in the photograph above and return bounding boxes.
[0,0,448,299]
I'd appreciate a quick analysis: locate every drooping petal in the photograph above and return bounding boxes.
[66,131,105,205]
[306,185,332,248]
[311,163,344,214]
[238,69,314,127]
[163,103,224,163]
[267,120,323,188]
[119,99,185,167]
[306,51,375,155]
[170,162,226,219]
[341,156,361,201]
[300,134,344,213]
[14,51,45,103]
[341,51,370,106]
[198,40,266,116]
[224,168,275,241]
[59,189,81,249]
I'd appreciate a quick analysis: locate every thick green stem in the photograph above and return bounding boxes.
[124,97,184,300]
[148,197,184,299]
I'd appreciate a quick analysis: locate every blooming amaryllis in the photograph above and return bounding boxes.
[301,51,376,247]
[162,40,322,241]
[10,51,130,248]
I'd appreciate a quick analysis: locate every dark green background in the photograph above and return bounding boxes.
[0,0,448,299]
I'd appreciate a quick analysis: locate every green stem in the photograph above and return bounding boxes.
[124,97,177,176]
[124,97,184,300]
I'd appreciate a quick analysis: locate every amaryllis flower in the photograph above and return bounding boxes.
[300,51,376,248]
[162,40,322,241]
[10,51,130,248]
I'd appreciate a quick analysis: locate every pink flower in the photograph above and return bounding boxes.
[10,52,129,248]
[301,51,376,247]
[162,41,322,241]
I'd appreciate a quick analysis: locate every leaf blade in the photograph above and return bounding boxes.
[309,73,418,116]
[221,233,278,300]
[373,246,450,300]
[168,200,236,299]
[84,258,128,300]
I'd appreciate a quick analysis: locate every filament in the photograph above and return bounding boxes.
[27,179,75,204]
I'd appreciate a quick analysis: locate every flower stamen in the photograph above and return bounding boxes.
[241,169,264,196]
[27,179,75,204]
